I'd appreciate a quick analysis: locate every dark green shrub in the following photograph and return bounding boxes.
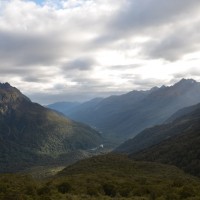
[25,185,37,196]
[57,182,71,194]
[165,193,179,200]
[102,183,117,197]
[37,186,52,195]
[2,193,27,200]
[180,186,195,198]
[87,186,99,196]
[118,184,133,197]
[172,179,183,187]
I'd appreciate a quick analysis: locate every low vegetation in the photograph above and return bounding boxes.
[1,154,200,200]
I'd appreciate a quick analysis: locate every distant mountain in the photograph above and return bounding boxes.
[115,101,200,153]
[63,97,104,121]
[47,101,80,115]
[62,78,200,142]
[115,102,200,176]
[0,83,104,172]
[64,90,155,141]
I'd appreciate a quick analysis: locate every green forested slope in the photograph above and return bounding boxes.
[1,154,200,200]
[0,83,103,172]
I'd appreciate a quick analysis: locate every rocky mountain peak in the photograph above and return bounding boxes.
[174,78,197,87]
[0,82,31,115]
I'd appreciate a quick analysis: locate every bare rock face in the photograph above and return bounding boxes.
[0,83,30,114]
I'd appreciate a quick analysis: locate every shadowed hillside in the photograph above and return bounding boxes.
[0,83,104,172]
[130,104,200,176]
[113,102,200,177]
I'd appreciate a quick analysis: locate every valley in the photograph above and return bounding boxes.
[1,79,200,200]
[1,0,200,199]
[49,79,200,143]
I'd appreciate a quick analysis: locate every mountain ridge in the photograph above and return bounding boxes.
[113,101,200,176]
[115,101,200,154]
[50,78,200,142]
[0,82,104,172]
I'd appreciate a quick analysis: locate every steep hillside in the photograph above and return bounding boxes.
[130,105,200,176]
[115,101,200,154]
[165,103,200,123]
[131,126,200,177]
[113,101,200,176]
[0,83,104,172]
[62,79,200,142]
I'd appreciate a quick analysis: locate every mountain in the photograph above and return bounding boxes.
[0,83,104,172]
[165,102,200,123]
[67,91,151,136]
[61,78,200,142]
[129,104,200,177]
[115,102,200,176]
[62,97,104,123]
[115,102,200,154]
[47,101,80,115]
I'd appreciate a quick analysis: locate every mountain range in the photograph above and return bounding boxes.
[0,83,104,172]
[1,79,200,199]
[48,78,200,142]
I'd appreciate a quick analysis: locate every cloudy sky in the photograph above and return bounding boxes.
[1,0,200,104]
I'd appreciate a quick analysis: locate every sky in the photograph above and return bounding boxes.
[0,0,200,104]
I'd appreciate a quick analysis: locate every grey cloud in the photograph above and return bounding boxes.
[0,29,74,68]
[52,84,68,90]
[109,64,142,70]
[92,0,200,52]
[173,68,200,79]
[144,37,187,61]
[0,67,31,75]
[0,66,58,84]
[112,0,199,31]
[23,75,51,83]
[186,68,200,77]
[133,79,163,88]
[63,57,97,71]
[143,24,200,60]
[0,63,58,83]
[70,77,111,89]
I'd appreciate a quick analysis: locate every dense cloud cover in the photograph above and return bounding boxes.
[0,0,200,104]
